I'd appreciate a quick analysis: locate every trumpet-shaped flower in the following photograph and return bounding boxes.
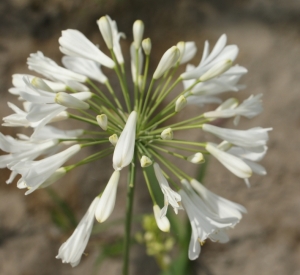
[56,197,99,267]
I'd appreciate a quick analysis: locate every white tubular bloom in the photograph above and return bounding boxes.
[187,153,204,164]
[59,29,115,69]
[153,205,170,232]
[109,134,118,146]
[31,77,54,92]
[133,20,144,49]
[113,111,137,170]
[97,16,113,49]
[130,43,143,83]
[206,142,252,179]
[175,95,187,112]
[204,94,263,123]
[153,46,180,79]
[27,52,87,83]
[180,42,197,64]
[62,56,108,84]
[12,74,66,93]
[96,114,108,130]
[56,197,99,267]
[95,171,120,223]
[180,180,240,260]
[39,167,67,189]
[181,34,239,80]
[199,59,232,82]
[190,179,247,219]
[55,92,90,110]
[106,16,126,64]
[142,38,151,55]
[203,124,272,148]
[11,144,81,195]
[140,155,152,167]
[161,128,173,140]
[153,163,182,216]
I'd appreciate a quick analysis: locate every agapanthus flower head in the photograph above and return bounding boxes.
[0,15,270,267]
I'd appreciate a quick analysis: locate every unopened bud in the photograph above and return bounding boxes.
[217,141,232,151]
[31,77,53,92]
[187,153,204,164]
[161,128,173,140]
[176,41,185,62]
[140,156,152,167]
[97,16,113,49]
[175,95,187,112]
[55,92,90,110]
[153,46,180,79]
[142,38,151,55]
[133,20,144,49]
[200,59,232,82]
[96,114,108,130]
[109,134,118,146]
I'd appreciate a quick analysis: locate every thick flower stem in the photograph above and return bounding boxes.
[123,151,137,275]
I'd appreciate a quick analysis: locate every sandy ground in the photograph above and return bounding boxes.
[0,0,300,274]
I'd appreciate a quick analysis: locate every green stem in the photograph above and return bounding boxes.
[123,151,137,275]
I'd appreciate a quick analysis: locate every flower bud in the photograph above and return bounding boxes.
[109,134,118,146]
[161,128,173,140]
[142,38,151,55]
[113,111,137,170]
[133,20,144,49]
[199,59,232,82]
[187,153,204,164]
[176,41,185,62]
[175,95,187,112]
[140,156,152,167]
[55,92,90,110]
[31,77,53,92]
[153,46,180,79]
[97,16,113,49]
[96,114,108,130]
[95,171,120,223]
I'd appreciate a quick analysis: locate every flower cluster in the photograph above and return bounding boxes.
[0,15,271,267]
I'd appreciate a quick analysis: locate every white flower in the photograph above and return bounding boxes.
[199,59,232,82]
[113,111,137,170]
[204,94,263,124]
[106,16,126,64]
[180,180,240,260]
[153,46,180,79]
[178,41,197,64]
[11,74,66,93]
[153,205,170,232]
[11,144,81,195]
[27,51,87,83]
[56,197,99,267]
[175,95,187,112]
[153,163,182,216]
[59,29,115,68]
[62,56,108,84]
[190,179,247,219]
[203,124,272,148]
[181,34,239,80]
[95,171,120,223]
[206,142,252,179]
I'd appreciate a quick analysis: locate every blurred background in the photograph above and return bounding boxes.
[0,0,300,274]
